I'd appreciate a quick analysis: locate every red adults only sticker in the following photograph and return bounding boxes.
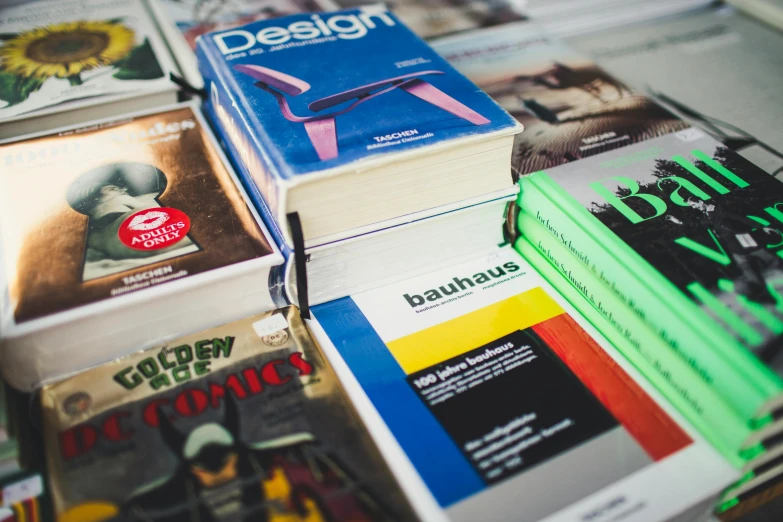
[118,207,190,251]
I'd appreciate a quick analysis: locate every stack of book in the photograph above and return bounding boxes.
[1,1,781,521]
[198,6,523,308]
[0,103,285,391]
[0,0,180,138]
[430,13,783,520]
[310,248,737,521]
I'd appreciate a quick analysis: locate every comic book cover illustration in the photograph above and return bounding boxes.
[41,306,415,522]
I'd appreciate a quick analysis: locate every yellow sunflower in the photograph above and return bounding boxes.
[0,20,135,81]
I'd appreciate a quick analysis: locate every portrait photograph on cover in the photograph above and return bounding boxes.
[0,106,276,323]
[66,163,201,282]
[435,26,689,179]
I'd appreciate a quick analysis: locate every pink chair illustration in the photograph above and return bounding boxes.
[233,64,491,161]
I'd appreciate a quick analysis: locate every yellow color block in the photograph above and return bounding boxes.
[58,502,119,522]
[387,288,563,374]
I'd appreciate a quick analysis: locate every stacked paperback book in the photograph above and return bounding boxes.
[1,0,782,521]
[311,249,736,521]
[0,103,285,390]
[198,6,523,306]
[567,4,783,177]
[430,12,783,519]
[0,0,179,139]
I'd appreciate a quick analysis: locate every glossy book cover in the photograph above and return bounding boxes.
[518,129,783,422]
[41,306,415,522]
[432,23,688,179]
[197,7,519,180]
[312,249,736,521]
[0,104,280,325]
[538,130,783,375]
[0,0,174,123]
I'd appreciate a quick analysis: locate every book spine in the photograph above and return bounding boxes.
[143,0,200,87]
[196,38,291,246]
[201,99,291,308]
[530,170,783,403]
[516,215,751,465]
[518,176,775,422]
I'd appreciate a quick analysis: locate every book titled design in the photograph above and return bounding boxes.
[518,128,783,424]
[432,22,688,179]
[0,0,178,138]
[199,7,521,245]
[41,306,416,522]
[0,103,283,391]
[311,248,737,521]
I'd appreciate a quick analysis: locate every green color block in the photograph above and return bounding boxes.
[515,221,750,467]
[518,173,780,421]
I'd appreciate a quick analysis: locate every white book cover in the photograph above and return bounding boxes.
[0,102,284,390]
[0,0,176,124]
[727,0,783,30]
[311,248,738,522]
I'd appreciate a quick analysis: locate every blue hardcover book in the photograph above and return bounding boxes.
[197,6,522,247]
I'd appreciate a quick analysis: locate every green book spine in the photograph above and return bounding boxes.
[516,215,752,466]
[518,174,777,423]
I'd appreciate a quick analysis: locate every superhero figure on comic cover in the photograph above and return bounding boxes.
[123,398,393,522]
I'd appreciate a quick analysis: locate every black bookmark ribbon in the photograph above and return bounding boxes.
[169,72,207,100]
[287,212,310,319]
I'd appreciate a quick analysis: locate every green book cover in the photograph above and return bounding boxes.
[515,216,753,466]
[518,128,783,423]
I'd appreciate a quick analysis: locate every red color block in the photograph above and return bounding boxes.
[532,313,692,461]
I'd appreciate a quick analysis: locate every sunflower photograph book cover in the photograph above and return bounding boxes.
[41,306,416,522]
[0,0,173,122]
[0,105,277,324]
